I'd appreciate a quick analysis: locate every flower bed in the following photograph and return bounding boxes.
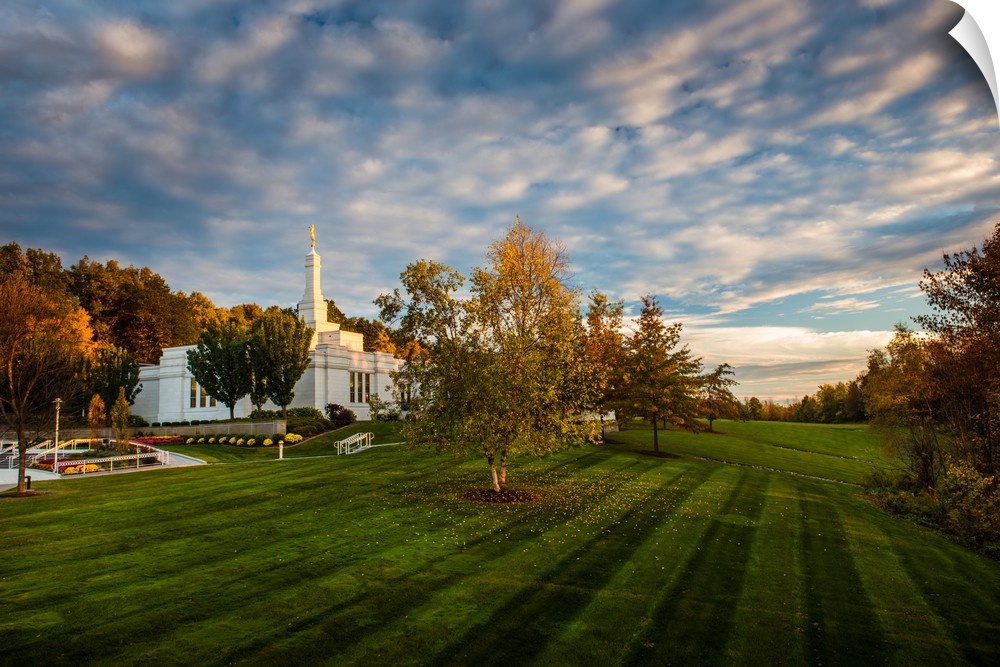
[182,434,301,447]
[62,463,100,475]
[134,436,185,445]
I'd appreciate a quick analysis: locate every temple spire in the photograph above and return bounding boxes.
[297,230,338,339]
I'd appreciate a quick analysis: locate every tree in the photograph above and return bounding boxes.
[915,222,1000,475]
[746,397,763,421]
[620,295,703,453]
[87,394,106,449]
[248,308,313,419]
[69,257,205,363]
[89,344,142,417]
[0,273,93,492]
[379,220,590,492]
[815,383,849,423]
[864,326,943,489]
[582,291,626,437]
[110,386,131,455]
[186,319,252,420]
[701,363,739,432]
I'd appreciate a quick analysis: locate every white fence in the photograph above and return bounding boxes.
[8,441,168,475]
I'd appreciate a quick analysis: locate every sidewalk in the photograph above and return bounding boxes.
[0,450,205,492]
[0,467,60,492]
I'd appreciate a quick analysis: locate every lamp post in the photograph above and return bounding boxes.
[53,397,62,474]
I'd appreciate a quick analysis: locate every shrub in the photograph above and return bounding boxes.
[367,395,401,422]
[288,407,326,420]
[128,415,149,428]
[324,403,357,428]
[198,437,205,444]
[263,438,273,447]
[236,438,245,446]
[247,438,256,446]
[208,437,216,444]
[186,438,195,444]
[284,433,303,444]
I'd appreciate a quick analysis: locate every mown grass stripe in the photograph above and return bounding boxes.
[620,467,768,665]
[838,495,965,664]
[422,463,707,666]
[723,474,809,665]
[798,482,886,665]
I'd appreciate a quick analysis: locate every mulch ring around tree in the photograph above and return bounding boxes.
[459,488,543,504]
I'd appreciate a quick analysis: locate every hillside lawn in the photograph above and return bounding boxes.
[1,420,998,665]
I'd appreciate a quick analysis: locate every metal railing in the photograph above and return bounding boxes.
[335,432,374,455]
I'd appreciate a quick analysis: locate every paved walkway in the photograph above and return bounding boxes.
[0,449,206,492]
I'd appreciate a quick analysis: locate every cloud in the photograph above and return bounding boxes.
[684,325,893,400]
[94,20,171,78]
[1,0,998,401]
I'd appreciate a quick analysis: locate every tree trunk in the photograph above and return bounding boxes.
[16,421,27,493]
[17,445,27,493]
[652,418,659,453]
[487,454,500,492]
[499,449,507,486]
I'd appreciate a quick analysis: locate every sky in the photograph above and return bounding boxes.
[2,0,999,401]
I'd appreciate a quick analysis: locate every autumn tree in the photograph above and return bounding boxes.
[582,290,626,436]
[248,308,314,418]
[864,326,944,489]
[620,295,703,453]
[0,273,93,492]
[701,363,739,432]
[69,257,205,363]
[87,394,106,449]
[915,222,1000,475]
[186,319,252,420]
[379,221,590,492]
[110,387,131,455]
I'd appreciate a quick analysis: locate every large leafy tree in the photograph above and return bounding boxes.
[915,222,1000,475]
[379,221,590,492]
[0,273,94,492]
[620,295,703,453]
[69,257,208,363]
[186,319,252,420]
[700,363,739,432]
[248,308,313,418]
[864,326,944,489]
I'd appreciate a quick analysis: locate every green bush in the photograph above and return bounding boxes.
[249,409,282,420]
[324,403,357,428]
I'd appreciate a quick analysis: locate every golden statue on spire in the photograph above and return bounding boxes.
[309,224,316,249]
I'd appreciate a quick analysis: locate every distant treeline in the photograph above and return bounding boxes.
[743,377,866,424]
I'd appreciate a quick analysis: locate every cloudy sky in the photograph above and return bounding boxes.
[2,0,999,400]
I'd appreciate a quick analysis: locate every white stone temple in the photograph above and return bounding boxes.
[132,236,401,423]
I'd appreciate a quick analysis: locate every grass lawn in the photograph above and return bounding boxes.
[608,420,886,485]
[1,421,997,665]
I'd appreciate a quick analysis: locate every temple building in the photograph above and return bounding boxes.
[132,236,401,423]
